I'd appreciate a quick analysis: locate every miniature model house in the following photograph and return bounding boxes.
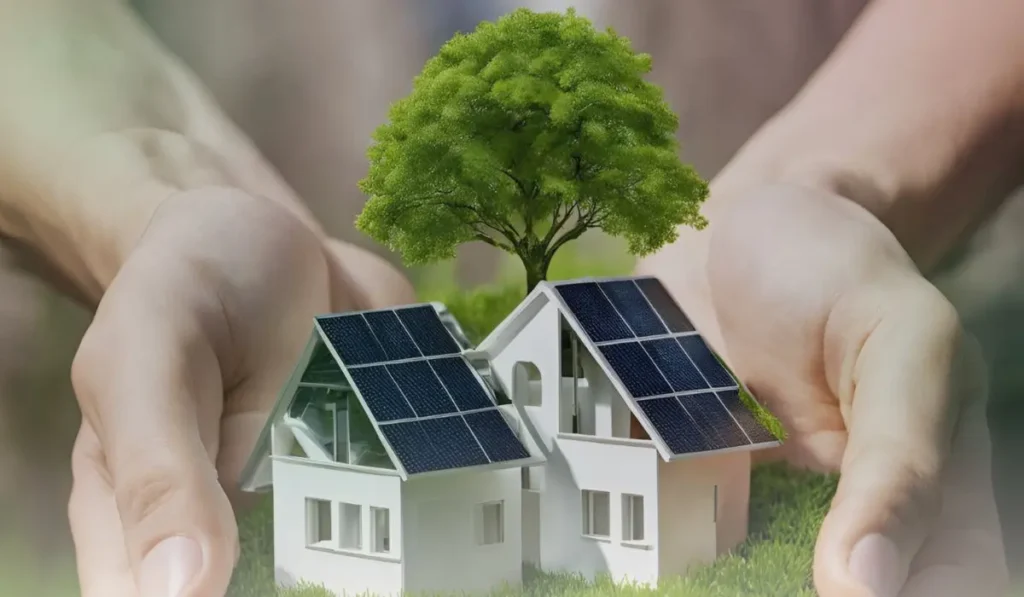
[240,276,779,596]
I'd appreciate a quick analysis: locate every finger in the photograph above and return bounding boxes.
[325,238,417,311]
[72,268,237,597]
[902,342,1007,597]
[69,423,136,597]
[815,280,963,597]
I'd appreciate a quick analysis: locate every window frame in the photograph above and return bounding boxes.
[476,500,505,545]
[580,489,611,539]
[338,502,362,550]
[305,497,333,548]
[370,506,391,553]
[621,494,645,542]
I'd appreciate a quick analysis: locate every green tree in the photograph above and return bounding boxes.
[357,8,708,292]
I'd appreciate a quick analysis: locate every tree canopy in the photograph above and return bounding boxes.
[357,8,708,291]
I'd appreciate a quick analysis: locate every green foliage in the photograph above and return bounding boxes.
[357,8,708,290]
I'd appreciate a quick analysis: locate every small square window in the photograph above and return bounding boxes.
[371,507,390,553]
[477,501,505,545]
[622,494,644,541]
[339,502,362,550]
[581,490,610,538]
[306,498,332,547]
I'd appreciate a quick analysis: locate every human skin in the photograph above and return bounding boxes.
[638,0,1024,595]
[0,2,414,596]
[0,3,1021,597]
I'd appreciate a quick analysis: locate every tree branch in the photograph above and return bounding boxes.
[473,232,515,253]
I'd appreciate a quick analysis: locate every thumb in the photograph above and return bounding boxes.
[814,279,966,597]
[71,269,238,596]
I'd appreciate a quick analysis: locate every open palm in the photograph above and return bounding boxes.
[640,184,1007,597]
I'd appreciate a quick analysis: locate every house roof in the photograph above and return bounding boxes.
[239,303,543,492]
[477,275,781,462]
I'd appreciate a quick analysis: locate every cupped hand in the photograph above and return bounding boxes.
[639,183,1008,596]
[66,188,415,597]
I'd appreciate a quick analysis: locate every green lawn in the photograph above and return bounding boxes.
[227,268,839,597]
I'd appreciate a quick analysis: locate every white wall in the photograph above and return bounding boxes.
[656,450,751,580]
[540,435,661,585]
[271,457,404,596]
[403,468,523,594]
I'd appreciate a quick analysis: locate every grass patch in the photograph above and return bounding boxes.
[228,265,837,596]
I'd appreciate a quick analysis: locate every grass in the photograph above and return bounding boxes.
[227,250,839,596]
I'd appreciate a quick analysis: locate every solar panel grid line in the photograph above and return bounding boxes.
[363,310,422,361]
[632,385,740,402]
[673,343,756,446]
[453,410,498,466]
[671,395,730,451]
[374,405,498,427]
[594,330,699,347]
[345,352,463,370]
[624,277,674,337]
[596,280,667,338]
[554,282,635,343]
[634,277,696,333]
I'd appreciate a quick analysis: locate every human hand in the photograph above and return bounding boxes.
[638,183,1008,596]
[65,188,415,597]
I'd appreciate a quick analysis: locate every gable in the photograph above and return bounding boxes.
[546,276,780,460]
[239,303,543,492]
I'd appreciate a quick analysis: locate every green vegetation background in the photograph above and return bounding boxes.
[227,245,838,597]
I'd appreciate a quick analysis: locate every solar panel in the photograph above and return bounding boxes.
[598,342,672,398]
[318,314,387,366]
[641,338,708,392]
[345,366,415,422]
[465,410,531,462]
[316,304,535,476]
[634,277,695,333]
[554,282,634,343]
[430,357,494,411]
[678,335,736,388]
[717,390,778,444]
[363,310,421,361]
[551,276,778,458]
[598,280,667,337]
[396,305,462,356]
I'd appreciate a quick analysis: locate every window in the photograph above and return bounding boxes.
[477,501,505,545]
[339,503,362,550]
[622,494,645,541]
[306,498,332,547]
[581,490,610,537]
[370,507,390,553]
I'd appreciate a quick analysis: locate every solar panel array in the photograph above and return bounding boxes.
[317,305,531,475]
[553,277,777,456]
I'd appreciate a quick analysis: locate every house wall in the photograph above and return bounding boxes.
[403,468,523,594]
[656,450,751,579]
[541,435,661,585]
[271,457,404,596]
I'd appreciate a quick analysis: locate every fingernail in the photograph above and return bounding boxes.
[139,536,202,597]
[849,533,902,597]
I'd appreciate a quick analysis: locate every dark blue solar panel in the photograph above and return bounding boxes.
[396,306,461,356]
[717,390,778,444]
[555,282,634,343]
[430,357,494,411]
[419,416,490,469]
[637,397,713,454]
[635,277,694,333]
[387,360,457,417]
[680,392,749,449]
[598,280,667,337]
[641,338,709,392]
[464,410,530,462]
[363,310,421,361]
[379,421,438,474]
[347,366,415,422]
[678,336,736,388]
[599,342,672,398]
[317,315,387,366]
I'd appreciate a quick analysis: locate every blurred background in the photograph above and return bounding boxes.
[2,1,1022,594]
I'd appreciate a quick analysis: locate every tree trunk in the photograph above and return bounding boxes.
[521,255,549,294]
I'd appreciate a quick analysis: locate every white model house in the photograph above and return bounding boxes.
[240,275,779,596]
